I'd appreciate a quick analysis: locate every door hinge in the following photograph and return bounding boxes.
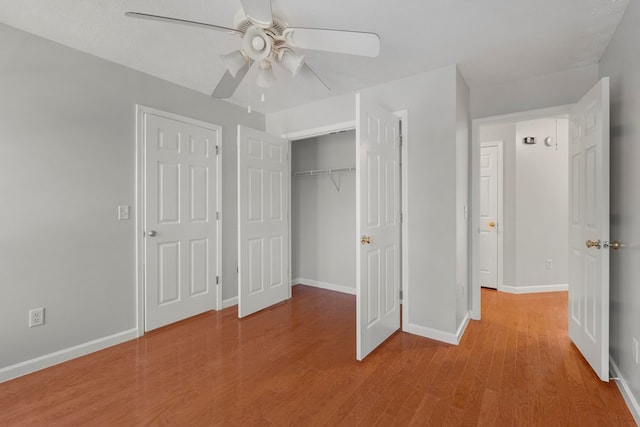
[216,145,220,155]
[216,276,220,285]
[216,211,220,220]
[399,289,403,300]
[400,213,404,224]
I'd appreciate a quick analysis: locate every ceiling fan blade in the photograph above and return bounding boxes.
[125,12,242,36]
[211,61,253,98]
[284,28,380,57]
[296,64,331,94]
[240,0,273,28]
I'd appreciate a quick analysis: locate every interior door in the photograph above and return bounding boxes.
[144,110,220,331]
[356,94,401,361]
[237,126,290,318]
[479,143,499,289]
[568,77,610,382]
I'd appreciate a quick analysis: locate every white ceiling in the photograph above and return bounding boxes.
[0,0,629,114]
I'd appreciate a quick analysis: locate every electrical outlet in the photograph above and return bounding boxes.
[29,307,45,328]
[546,259,553,269]
[633,338,639,364]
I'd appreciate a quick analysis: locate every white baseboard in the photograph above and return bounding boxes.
[456,311,471,343]
[403,311,471,346]
[292,278,356,295]
[610,356,640,425]
[0,328,137,383]
[501,283,568,294]
[222,296,238,309]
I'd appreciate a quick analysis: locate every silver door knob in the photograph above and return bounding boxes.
[147,230,157,237]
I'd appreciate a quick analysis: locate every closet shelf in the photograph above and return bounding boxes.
[292,167,355,177]
[292,167,355,191]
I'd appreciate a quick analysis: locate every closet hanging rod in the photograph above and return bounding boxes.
[292,167,355,177]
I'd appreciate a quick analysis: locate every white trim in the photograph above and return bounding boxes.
[456,311,471,343]
[470,104,572,320]
[480,141,504,292]
[404,323,459,345]
[292,278,356,295]
[610,356,640,425]
[404,312,471,346]
[222,296,238,309]
[397,110,410,317]
[0,329,137,383]
[135,105,223,334]
[500,284,568,294]
[282,120,356,141]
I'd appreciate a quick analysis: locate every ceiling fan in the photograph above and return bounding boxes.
[125,0,380,99]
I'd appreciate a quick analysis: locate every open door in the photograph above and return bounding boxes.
[356,94,401,360]
[237,126,290,318]
[568,77,610,381]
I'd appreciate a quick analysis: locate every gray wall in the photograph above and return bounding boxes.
[470,65,600,119]
[600,0,640,410]
[514,118,569,288]
[268,65,467,338]
[291,131,356,289]
[456,68,470,327]
[0,23,264,370]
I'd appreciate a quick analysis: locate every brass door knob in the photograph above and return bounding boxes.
[488,221,496,228]
[586,239,601,249]
[360,235,371,245]
[605,241,621,250]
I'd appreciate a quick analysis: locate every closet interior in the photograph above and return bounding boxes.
[291,129,357,294]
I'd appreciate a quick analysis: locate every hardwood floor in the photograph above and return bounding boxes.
[0,286,635,426]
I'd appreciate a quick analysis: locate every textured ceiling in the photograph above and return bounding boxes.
[0,0,629,113]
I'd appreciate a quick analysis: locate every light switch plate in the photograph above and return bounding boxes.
[118,205,130,220]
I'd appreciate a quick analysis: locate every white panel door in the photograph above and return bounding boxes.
[356,94,401,361]
[568,77,610,381]
[237,126,289,318]
[479,143,499,289]
[144,111,220,331]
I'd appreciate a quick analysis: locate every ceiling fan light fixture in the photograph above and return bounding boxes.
[221,50,249,78]
[280,50,305,76]
[243,26,272,61]
[256,60,276,88]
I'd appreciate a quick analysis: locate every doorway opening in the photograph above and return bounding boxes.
[470,105,572,319]
[290,129,358,295]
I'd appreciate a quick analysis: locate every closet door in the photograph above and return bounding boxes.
[356,94,401,360]
[237,126,290,317]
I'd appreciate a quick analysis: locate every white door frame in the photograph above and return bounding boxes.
[479,140,504,291]
[470,104,571,319]
[280,111,409,307]
[134,105,223,336]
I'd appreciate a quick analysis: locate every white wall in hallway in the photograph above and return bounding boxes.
[514,118,569,289]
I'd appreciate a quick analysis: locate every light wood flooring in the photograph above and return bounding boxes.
[0,285,635,426]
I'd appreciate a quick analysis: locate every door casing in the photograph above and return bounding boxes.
[479,140,504,291]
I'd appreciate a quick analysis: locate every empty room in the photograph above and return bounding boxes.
[1,0,639,425]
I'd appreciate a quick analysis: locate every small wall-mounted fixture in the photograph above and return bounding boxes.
[523,136,537,145]
[544,137,554,147]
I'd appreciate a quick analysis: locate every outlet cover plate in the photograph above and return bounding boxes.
[29,307,45,327]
